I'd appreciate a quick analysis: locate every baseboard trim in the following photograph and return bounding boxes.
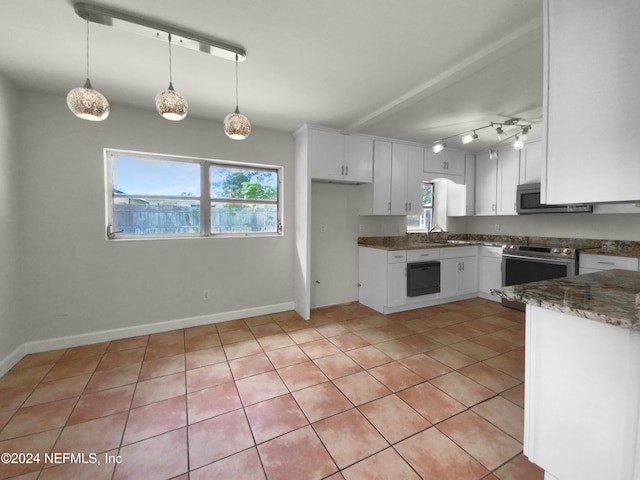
[0,301,295,378]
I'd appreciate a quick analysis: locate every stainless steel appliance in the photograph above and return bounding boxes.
[517,183,592,214]
[501,244,578,310]
[407,261,440,297]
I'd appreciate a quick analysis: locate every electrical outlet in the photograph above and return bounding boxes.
[494,224,500,232]
[202,289,211,301]
[320,224,327,233]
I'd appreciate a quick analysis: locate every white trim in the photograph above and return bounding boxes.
[0,301,295,377]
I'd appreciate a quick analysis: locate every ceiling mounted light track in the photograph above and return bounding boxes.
[431,118,532,154]
[73,2,246,62]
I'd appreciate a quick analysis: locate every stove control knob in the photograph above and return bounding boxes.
[563,248,572,255]
[552,248,561,254]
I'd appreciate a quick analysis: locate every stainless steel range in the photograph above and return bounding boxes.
[501,244,578,310]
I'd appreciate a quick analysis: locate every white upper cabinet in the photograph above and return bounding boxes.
[542,0,640,204]
[308,126,373,184]
[424,148,465,178]
[447,154,476,217]
[359,140,423,215]
[475,151,498,216]
[496,148,519,216]
[391,143,424,215]
[519,140,542,185]
[475,148,520,216]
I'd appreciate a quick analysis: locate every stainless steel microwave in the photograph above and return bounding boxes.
[516,183,592,214]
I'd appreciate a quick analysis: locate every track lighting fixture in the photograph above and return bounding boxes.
[462,131,478,144]
[67,18,110,121]
[155,34,188,121]
[431,119,532,153]
[513,135,524,150]
[223,54,251,140]
[432,142,446,154]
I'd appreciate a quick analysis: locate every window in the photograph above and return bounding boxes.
[106,150,282,239]
[406,182,434,232]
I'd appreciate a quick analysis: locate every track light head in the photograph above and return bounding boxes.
[432,142,446,154]
[514,135,524,150]
[462,132,478,144]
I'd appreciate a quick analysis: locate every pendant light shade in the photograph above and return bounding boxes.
[67,78,110,121]
[68,19,110,121]
[224,54,250,140]
[156,34,188,121]
[156,83,188,121]
[224,107,251,140]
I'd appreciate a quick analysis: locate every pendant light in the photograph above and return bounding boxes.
[155,33,188,121]
[223,54,251,140]
[67,18,110,121]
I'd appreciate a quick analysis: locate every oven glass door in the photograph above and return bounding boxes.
[407,261,440,297]
[503,255,571,287]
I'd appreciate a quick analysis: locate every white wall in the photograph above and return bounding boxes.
[2,90,294,369]
[310,183,405,308]
[0,75,24,365]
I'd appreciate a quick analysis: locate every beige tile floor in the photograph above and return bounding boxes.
[0,298,544,479]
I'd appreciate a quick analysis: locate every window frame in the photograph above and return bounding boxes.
[406,182,435,233]
[105,149,283,240]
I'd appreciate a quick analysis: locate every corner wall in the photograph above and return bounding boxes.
[0,75,23,368]
[3,91,295,372]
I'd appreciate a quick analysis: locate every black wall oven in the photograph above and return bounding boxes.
[407,261,440,297]
[502,245,577,310]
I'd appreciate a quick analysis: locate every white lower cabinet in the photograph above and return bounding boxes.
[440,256,478,299]
[578,254,639,275]
[359,245,481,314]
[478,246,503,302]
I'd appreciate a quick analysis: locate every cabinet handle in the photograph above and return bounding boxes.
[394,255,404,259]
[408,202,412,210]
[345,165,349,176]
[597,261,617,265]
[388,202,391,212]
[492,203,496,212]
[341,165,345,175]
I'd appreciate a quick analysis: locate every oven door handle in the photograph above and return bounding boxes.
[502,253,574,266]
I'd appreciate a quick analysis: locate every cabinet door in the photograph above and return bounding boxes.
[309,128,344,181]
[344,135,373,183]
[519,140,542,185]
[405,145,425,215]
[474,152,497,216]
[424,148,465,176]
[390,143,411,215]
[496,148,519,216]
[543,0,640,204]
[458,257,478,295]
[439,258,459,299]
[372,141,392,214]
[479,257,502,296]
[387,262,406,307]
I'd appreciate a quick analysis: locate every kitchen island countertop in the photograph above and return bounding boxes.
[492,269,640,330]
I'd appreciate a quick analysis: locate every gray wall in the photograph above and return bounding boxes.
[0,75,23,365]
[1,87,295,370]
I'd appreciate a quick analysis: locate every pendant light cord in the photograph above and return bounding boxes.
[168,33,173,84]
[85,18,90,78]
[235,53,239,107]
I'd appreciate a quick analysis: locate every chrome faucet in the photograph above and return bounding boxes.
[425,224,443,243]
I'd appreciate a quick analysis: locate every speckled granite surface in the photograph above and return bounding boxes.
[492,269,640,330]
[358,234,640,257]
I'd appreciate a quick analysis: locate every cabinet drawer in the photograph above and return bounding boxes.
[579,254,639,271]
[440,246,479,259]
[406,249,440,262]
[480,246,503,259]
[387,251,407,263]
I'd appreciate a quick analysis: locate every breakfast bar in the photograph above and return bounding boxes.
[493,270,640,480]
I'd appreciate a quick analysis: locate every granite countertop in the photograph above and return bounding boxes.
[579,248,640,259]
[492,269,640,330]
[359,240,483,251]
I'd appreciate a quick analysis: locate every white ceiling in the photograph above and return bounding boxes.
[0,0,543,152]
